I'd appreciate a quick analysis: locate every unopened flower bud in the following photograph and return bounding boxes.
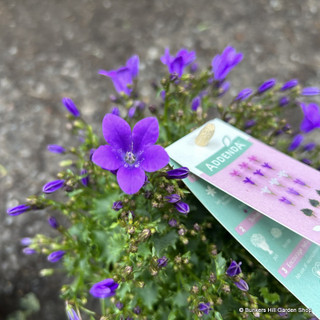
[140,229,151,240]
[124,266,133,275]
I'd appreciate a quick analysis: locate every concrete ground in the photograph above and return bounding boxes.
[1,0,320,319]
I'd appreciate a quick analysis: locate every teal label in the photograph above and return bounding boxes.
[196,136,252,176]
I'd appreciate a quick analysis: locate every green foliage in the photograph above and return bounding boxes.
[259,287,281,304]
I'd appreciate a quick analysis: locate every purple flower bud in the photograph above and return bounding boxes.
[234,279,249,291]
[80,169,89,187]
[218,81,230,96]
[166,167,189,180]
[279,96,290,107]
[23,247,36,255]
[48,216,59,229]
[244,120,256,129]
[133,306,141,315]
[174,201,190,215]
[21,237,33,246]
[165,194,181,203]
[112,201,123,211]
[111,107,120,116]
[294,178,307,186]
[226,260,242,277]
[303,143,316,152]
[198,302,212,315]
[128,106,136,118]
[168,219,177,227]
[115,302,123,310]
[288,134,304,151]
[47,144,66,154]
[109,94,118,102]
[89,148,96,161]
[62,98,80,117]
[302,158,312,165]
[258,78,276,94]
[190,62,198,73]
[47,250,65,263]
[286,188,300,196]
[191,96,201,111]
[66,307,81,320]
[235,88,253,101]
[301,87,320,96]
[7,204,31,216]
[279,197,292,205]
[243,177,255,185]
[280,79,298,91]
[42,180,65,194]
[160,90,166,101]
[89,278,119,298]
[157,256,168,268]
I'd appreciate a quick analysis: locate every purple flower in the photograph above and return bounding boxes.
[99,55,139,96]
[23,247,36,255]
[244,120,256,129]
[239,162,249,169]
[133,306,141,315]
[168,219,177,227]
[226,260,242,277]
[262,162,272,169]
[160,90,166,101]
[279,96,290,107]
[7,204,30,216]
[48,216,59,229]
[165,194,181,203]
[234,279,249,291]
[21,237,32,246]
[47,144,66,154]
[288,134,304,151]
[211,46,243,81]
[303,142,316,152]
[198,302,212,315]
[157,256,168,268]
[253,169,264,176]
[92,114,169,194]
[174,201,190,215]
[286,188,301,196]
[66,307,80,320]
[62,98,80,117]
[89,278,119,298]
[294,178,307,186]
[166,167,189,180]
[301,87,320,96]
[115,302,124,310]
[258,78,276,93]
[279,197,293,205]
[300,103,320,133]
[80,169,89,187]
[235,88,253,101]
[230,170,241,177]
[280,79,298,91]
[128,106,136,118]
[243,177,255,185]
[112,201,123,211]
[191,96,201,111]
[111,107,120,116]
[248,155,258,162]
[190,62,198,73]
[218,81,230,96]
[302,158,312,165]
[47,250,65,263]
[42,179,65,194]
[160,48,196,78]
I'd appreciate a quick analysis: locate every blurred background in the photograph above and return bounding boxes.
[1,0,319,319]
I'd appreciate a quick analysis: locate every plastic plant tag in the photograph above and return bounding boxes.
[170,159,320,317]
[166,118,320,246]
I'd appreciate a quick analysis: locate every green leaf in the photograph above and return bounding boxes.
[316,190,320,196]
[215,252,226,277]
[259,287,280,304]
[309,199,320,208]
[301,208,313,217]
[214,311,224,320]
[138,282,158,309]
[153,230,178,255]
[172,291,188,308]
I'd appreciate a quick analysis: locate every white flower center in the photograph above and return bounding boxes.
[125,151,136,164]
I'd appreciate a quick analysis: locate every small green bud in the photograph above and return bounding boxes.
[191,286,199,294]
[222,284,230,293]
[39,268,54,277]
[140,228,151,240]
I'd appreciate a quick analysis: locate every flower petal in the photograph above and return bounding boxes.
[117,166,145,194]
[132,117,159,152]
[92,145,123,170]
[126,55,139,78]
[141,145,169,172]
[102,114,132,151]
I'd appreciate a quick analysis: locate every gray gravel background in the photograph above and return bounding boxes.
[1,0,320,319]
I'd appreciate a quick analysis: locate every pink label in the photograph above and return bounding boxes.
[235,211,263,235]
[278,239,312,278]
